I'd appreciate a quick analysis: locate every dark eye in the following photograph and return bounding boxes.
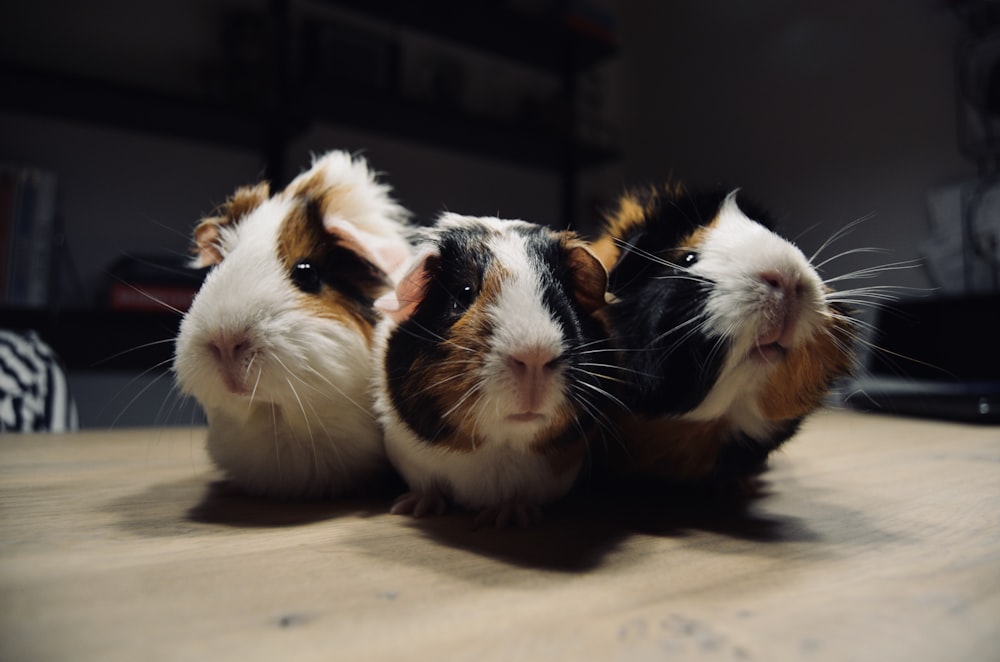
[291,260,322,293]
[682,251,698,266]
[451,284,475,311]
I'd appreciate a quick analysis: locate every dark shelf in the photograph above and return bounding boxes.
[306,87,619,169]
[1,64,618,171]
[320,0,618,73]
[0,64,274,153]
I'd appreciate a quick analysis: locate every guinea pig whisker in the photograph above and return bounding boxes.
[807,214,876,265]
[93,337,178,368]
[284,376,320,471]
[247,362,263,413]
[826,284,928,303]
[269,402,282,474]
[574,360,638,376]
[573,337,616,352]
[822,259,924,284]
[569,373,629,411]
[569,365,629,387]
[652,274,709,285]
[823,310,878,336]
[440,382,483,422]
[613,238,693,272]
[303,399,350,478]
[106,357,177,429]
[650,313,713,359]
[811,246,891,271]
[305,365,378,420]
[404,370,473,402]
[107,274,187,316]
[272,352,376,420]
[396,320,478,355]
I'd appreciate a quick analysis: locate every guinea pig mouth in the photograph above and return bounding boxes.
[751,342,787,363]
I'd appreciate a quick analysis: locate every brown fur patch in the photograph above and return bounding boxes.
[281,164,326,201]
[277,192,391,346]
[758,311,856,421]
[192,181,271,266]
[560,236,609,314]
[426,264,510,452]
[613,414,731,480]
[591,189,657,271]
[534,422,588,477]
[683,223,715,253]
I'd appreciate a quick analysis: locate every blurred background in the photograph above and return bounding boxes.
[0,0,997,428]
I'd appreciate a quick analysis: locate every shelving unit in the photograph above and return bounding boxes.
[0,1,620,374]
[0,1,618,200]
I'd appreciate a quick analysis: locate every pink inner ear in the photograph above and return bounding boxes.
[325,218,411,277]
[374,248,439,323]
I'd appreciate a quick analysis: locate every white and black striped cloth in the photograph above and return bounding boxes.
[0,329,78,433]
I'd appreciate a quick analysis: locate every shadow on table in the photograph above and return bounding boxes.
[382,477,818,575]
[104,474,400,536]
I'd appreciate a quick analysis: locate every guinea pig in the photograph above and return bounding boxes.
[590,184,858,487]
[173,150,413,499]
[372,213,615,527]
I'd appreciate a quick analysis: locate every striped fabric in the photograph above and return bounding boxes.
[0,330,78,433]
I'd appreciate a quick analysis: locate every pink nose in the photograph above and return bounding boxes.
[208,335,251,366]
[505,346,561,376]
[505,346,561,413]
[207,332,254,395]
[759,270,804,299]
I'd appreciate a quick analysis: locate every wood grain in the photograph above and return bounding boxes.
[1,410,998,661]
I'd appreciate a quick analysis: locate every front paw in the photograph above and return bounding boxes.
[389,491,448,518]
[473,502,544,529]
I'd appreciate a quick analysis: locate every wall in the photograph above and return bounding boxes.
[610,0,976,292]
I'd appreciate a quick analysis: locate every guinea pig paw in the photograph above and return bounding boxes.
[389,491,448,518]
[472,502,544,530]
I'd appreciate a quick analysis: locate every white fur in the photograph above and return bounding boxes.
[682,194,826,437]
[284,151,411,242]
[481,226,568,446]
[174,151,410,498]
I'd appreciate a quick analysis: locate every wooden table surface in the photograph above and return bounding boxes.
[1,409,998,661]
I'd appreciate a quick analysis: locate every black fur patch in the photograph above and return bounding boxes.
[384,225,493,445]
[605,188,739,415]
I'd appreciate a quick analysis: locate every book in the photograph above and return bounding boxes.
[1,166,58,307]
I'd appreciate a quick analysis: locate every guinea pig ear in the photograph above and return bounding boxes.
[325,217,412,278]
[191,219,225,268]
[564,241,609,314]
[191,182,271,268]
[374,246,440,323]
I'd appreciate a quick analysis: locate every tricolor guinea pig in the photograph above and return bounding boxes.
[372,213,614,527]
[173,150,412,498]
[591,185,858,487]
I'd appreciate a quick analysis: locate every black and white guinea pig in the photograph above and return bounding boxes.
[372,213,614,527]
[174,150,413,499]
[591,184,858,486]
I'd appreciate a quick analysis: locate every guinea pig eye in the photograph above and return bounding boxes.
[681,251,698,267]
[291,260,322,294]
[451,284,475,311]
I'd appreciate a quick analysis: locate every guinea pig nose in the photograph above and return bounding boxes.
[759,270,804,299]
[760,270,785,291]
[208,334,252,364]
[505,346,561,375]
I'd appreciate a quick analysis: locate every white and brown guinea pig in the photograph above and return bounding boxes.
[174,150,413,499]
[372,213,614,527]
[591,184,858,486]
